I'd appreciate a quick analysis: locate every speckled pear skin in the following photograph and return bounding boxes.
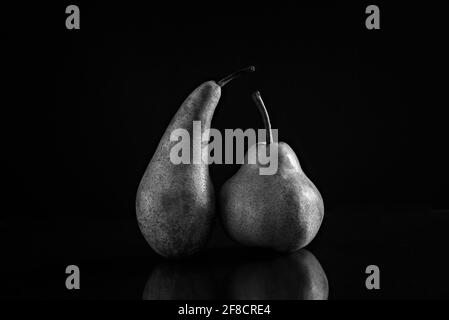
[136,81,221,258]
[220,142,324,252]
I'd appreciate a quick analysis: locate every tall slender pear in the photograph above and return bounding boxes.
[220,91,324,252]
[136,67,255,258]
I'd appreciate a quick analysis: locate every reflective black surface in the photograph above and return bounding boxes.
[2,208,449,299]
[143,249,328,300]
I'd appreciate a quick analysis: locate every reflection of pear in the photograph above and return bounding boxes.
[229,249,328,300]
[143,260,217,300]
[142,249,328,300]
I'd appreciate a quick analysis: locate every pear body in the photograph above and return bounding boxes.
[136,81,220,258]
[220,142,324,252]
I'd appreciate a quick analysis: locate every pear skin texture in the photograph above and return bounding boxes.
[136,81,221,258]
[220,142,324,252]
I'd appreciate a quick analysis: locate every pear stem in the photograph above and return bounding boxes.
[252,91,273,145]
[217,66,255,87]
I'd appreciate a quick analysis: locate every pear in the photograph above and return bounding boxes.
[220,91,324,252]
[136,67,255,258]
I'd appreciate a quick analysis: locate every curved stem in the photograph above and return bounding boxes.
[252,91,273,144]
[217,66,255,87]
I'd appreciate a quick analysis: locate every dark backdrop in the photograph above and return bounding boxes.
[2,2,448,299]
[4,3,434,218]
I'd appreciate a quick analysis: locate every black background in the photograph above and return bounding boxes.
[1,2,448,299]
